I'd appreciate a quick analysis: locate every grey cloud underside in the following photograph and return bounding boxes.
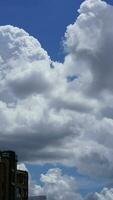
[1,0,113,183]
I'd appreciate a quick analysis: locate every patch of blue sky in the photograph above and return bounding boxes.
[26,163,112,196]
[67,75,78,82]
[0,0,83,62]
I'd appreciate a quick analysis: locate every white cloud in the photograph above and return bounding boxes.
[64,0,113,96]
[18,164,113,200]
[86,188,113,200]
[19,164,83,200]
[41,168,83,200]
[1,0,113,185]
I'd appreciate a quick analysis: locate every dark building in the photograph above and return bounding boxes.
[16,170,28,200]
[0,151,28,200]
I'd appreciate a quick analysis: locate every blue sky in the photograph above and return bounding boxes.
[0,0,83,61]
[0,0,112,59]
[26,163,111,196]
[0,0,111,62]
[1,0,113,198]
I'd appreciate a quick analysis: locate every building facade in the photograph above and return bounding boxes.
[16,170,28,200]
[0,151,28,200]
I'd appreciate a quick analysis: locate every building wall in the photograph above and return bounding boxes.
[16,170,28,200]
[0,151,28,200]
[0,151,47,200]
[0,151,17,200]
[0,162,6,200]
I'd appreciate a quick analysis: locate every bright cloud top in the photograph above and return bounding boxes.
[1,0,113,188]
[18,164,83,200]
[86,188,113,200]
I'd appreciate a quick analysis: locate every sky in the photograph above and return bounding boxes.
[1,0,113,199]
[0,0,84,61]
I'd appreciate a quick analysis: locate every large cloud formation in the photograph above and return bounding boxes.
[1,0,113,190]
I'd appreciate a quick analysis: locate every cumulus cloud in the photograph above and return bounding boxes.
[62,0,113,177]
[18,164,113,200]
[40,168,83,200]
[18,165,83,200]
[1,0,113,189]
[64,0,113,96]
[0,26,51,101]
[85,188,113,200]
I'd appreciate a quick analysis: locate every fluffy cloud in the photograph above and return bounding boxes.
[18,164,113,200]
[0,25,53,101]
[0,25,68,163]
[64,0,113,96]
[1,0,113,186]
[40,168,83,200]
[63,0,113,177]
[19,165,83,200]
[86,188,113,200]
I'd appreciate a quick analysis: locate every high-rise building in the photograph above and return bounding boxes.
[0,151,47,200]
[16,170,28,200]
[0,151,28,200]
